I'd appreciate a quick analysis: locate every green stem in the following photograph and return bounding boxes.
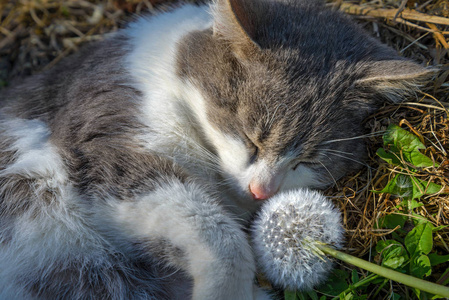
[317,244,449,298]
[332,273,379,300]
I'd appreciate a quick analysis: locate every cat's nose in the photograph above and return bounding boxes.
[249,182,276,200]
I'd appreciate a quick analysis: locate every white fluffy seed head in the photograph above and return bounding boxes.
[251,189,344,291]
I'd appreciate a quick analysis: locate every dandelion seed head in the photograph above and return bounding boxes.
[251,188,344,291]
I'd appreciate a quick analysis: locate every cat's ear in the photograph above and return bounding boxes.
[355,60,436,102]
[212,0,263,56]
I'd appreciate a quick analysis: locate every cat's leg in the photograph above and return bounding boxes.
[0,119,183,299]
[0,118,270,299]
[95,178,271,300]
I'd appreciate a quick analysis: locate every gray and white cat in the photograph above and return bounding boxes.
[0,0,432,299]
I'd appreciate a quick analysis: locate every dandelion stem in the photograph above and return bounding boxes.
[317,244,449,298]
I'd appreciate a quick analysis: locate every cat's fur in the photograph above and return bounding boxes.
[0,0,432,299]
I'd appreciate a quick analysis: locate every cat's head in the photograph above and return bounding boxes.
[177,0,433,204]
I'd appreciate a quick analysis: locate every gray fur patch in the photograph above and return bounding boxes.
[23,253,190,300]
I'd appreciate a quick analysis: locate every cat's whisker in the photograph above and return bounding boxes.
[318,160,338,187]
[174,134,217,161]
[317,149,355,157]
[319,152,333,163]
[163,124,220,163]
[216,176,239,187]
[322,131,386,145]
[321,151,373,169]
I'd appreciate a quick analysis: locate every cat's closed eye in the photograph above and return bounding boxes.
[243,134,259,164]
[292,160,316,171]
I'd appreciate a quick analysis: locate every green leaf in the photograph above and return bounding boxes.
[376,240,409,269]
[341,292,353,300]
[428,253,449,266]
[410,254,432,278]
[405,223,433,257]
[371,276,388,285]
[351,295,368,300]
[412,287,422,299]
[296,291,319,300]
[307,291,319,300]
[408,149,436,168]
[376,214,407,231]
[351,269,359,284]
[378,174,442,200]
[379,174,413,199]
[437,268,449,286]
[383,124,436,168]
[432,225,449,232]
[384,251,408,269]
[376,148,402,166]
[410,212,431,225]
[410,177,442,199]
[317,269,349,296]
[430,293,445,300]
[285,290,297,300]
[391,292,401,300]
[408,199,425,210]
[297,292,307,300]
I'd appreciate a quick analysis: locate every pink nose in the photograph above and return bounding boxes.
[249,183,275,200]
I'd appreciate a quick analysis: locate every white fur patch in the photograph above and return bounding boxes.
[102,179,266,299]
[0,119,109,299]
[282,164,323,190]
[125,5,221,180]
[1,118,67,184]
[108,181,216,271]
[125,4,213,130]
[182,84,250,177]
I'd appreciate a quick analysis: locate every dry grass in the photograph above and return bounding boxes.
[325,0,449,243]
[323,0,449,291]
[0,0,201,82]
[1,0,448,294]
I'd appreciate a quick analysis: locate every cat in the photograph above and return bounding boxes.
[0,0,433,299]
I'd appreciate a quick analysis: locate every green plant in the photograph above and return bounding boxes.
[285,124,448,300]
[374,124,448,299]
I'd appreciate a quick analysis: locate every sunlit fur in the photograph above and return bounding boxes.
[0,0,432,298]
